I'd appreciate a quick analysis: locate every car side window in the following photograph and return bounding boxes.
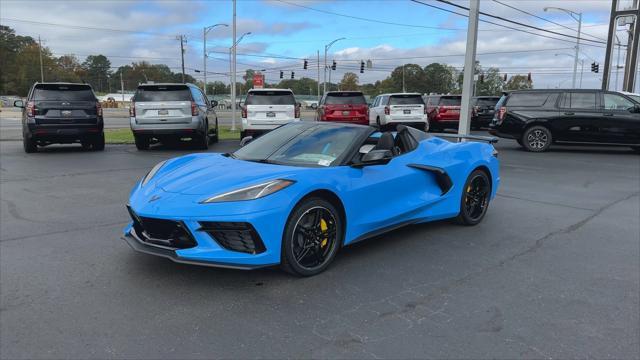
[563,92,597,110]
[603,93,635,111]
[190,87,205,106]
[373,96,380,107]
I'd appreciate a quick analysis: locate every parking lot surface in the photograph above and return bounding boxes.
[1,137,638,359]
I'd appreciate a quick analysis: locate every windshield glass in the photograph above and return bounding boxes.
[475,98,500,107]
[33,85,95,101]
[628,94,640,103]
[325,93,366,105]
[135,86,191,102]
[389,95,424,105]
[232,123,368,167]
[245,91,295,105]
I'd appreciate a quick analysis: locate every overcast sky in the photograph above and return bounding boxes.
[0,0,623,90]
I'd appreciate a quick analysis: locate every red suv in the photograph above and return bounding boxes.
[317,91,368,125]
[425,95,461,131]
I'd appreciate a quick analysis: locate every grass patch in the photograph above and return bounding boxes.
[105,126,240,144]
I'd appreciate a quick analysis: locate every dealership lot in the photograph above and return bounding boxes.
[0,137,638,358]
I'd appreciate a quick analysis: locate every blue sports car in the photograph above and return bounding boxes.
[123,123,500,276]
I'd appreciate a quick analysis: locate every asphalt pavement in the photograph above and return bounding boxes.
[0,136,638,358]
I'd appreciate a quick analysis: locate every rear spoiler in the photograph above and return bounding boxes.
[435,133,499,144]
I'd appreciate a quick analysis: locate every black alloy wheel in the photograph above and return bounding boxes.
[456,169,491,226]
[281,198,342,276]
[522,125,552,152]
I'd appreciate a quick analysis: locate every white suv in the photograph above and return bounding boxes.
[241,88,300,138]
[368,93,428,131]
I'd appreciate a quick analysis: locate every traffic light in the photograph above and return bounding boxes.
[360,61,364,73]
[591,62,599,73]
[303,60,308,70]
[479,74,484,83]
[331,60,336,71]
[527,72,532,82]
[291,72,295,79]
[279,71,283,79]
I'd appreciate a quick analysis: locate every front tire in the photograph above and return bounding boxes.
[209,118,219,143]
[521,125,552,152]
[281,198,343,277]
[456,169,491,226]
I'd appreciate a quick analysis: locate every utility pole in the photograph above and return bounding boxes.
[402,63,406,92]
[458,0,479,137]
[573,14,582,89]
[38,36,44,82]
[231,0,237,131]
[317,50,320,101]
[178,35,186,83]
[323,38,345,95]
[120,71,124,102]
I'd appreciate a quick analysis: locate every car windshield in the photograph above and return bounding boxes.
[135,86,191,102]
[389,95,424,105]
[627,94,640,103]
[33,84,95,101]
[232,123,368,167]
[475,98,499,106]
[325,93,366,105]
[245,91,295,105]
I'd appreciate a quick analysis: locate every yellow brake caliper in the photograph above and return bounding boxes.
[320,218,329,248]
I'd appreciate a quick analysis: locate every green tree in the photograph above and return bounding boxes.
[423,63,457,94]
[82,55,112,93]
[505,75,533,90]
[339,72,359,91]
[388,64,425,93]
[207,81,228,95]
[242,69,255,89]
[476,67,504,96]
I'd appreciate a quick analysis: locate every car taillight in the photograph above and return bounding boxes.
[129,102,136,117]
[96,103,103,117]
[241,106,247,118]
[384,106,390,115]
[295,105,300,118]
[191,101,198,116]
[439,106,448,113]
[498,106,507,123]
[26,101,36,117]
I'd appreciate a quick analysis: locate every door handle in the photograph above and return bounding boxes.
[564,112,575,116]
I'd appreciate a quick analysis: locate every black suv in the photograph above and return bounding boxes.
[14,82,104,153]
[490,89,640,152]
[471,96,501,129]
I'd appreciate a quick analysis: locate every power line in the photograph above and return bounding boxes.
[491,0,607,42]
[429,0,606,45]
[0,17,177,38]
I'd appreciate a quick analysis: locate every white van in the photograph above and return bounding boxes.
[241,89,300,138]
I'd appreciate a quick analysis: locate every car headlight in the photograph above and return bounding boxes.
[200,179,295,204]
[141,160,167,187]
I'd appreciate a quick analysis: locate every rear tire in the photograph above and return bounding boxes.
[281,198,343,277]
[23,136,37,153]
[521,125,552,152]
[134,135,149,150]
[92,132,105,151]
[455,169,491,226]
[195,131,209,150]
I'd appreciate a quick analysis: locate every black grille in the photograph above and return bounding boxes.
[199,222,266,254]
[127,206,196,249]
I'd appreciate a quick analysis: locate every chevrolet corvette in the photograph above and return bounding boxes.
[123,122,500,276]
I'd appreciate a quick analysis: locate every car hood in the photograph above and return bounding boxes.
[152,153,302,195]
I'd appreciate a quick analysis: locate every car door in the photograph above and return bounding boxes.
[600,92,640,144]
[368,96,380,124]
[344,147,442,243]
[555,91,601,143]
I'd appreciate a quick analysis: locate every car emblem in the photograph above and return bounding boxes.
[148,195,161,203]
[61,110,72,116]
[61,102,70,106]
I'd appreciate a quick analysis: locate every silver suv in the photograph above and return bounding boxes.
[130,83,218,150]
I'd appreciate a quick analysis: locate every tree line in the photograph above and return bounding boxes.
[2,25,532,97]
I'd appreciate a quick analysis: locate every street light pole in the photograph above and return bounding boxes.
[323,37,345,95]
[545,7,582,88]
[203,23,228,97]
[229,31,251,131]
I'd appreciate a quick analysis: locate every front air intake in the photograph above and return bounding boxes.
[198,221,266,254]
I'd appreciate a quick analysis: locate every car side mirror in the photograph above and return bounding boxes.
[240,136,254,147]
[354,149,393,168]
[211,100,218,108]
[632,104,640,113]
[14,100,24,108]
